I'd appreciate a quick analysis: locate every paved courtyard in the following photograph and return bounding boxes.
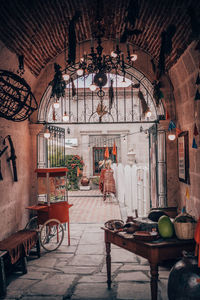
[3,191,171,300]
[69,190,121,224]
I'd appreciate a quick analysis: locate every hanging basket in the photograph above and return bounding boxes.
[0,70,38,122]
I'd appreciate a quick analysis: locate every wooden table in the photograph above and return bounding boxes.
[102,227,195,300]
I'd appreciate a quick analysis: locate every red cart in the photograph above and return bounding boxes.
[26,168,73,252]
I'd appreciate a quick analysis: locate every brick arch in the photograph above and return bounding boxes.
[31,40,175,124]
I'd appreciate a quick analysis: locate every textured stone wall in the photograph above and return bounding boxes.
[0,41,36,239]
[169,41,200,218]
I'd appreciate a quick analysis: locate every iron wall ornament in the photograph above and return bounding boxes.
[0,70,38,122]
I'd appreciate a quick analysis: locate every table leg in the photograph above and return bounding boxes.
[36,237,41,258]
[67,221,70,246]
[106,242,111,288]
[21,256,27,274]
[0,254,6,297]
[150,263,158,300]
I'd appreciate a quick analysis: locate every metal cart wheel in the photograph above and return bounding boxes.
[40,219,64,252]
[24,216,38,230]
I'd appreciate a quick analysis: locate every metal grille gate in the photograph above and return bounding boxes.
[37,125,65,168]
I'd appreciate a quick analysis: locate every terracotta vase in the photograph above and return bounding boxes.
[81,176,90,186]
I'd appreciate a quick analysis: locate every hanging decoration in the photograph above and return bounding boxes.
[168,120,177,141]
[120,0,141,43]
[152,80,164,106]
[50,63,66,100]
[192,123,199,149]
[158,24,176,77]
[109,79,114,110]
[17,55,25,76]
[68,11,81,65]
[138,90,149,116]
[196,73,200,85]
[194,89,200,101]
[175,128,182,137]
[165,110,170,120]
[192,137,198,149]
[195,70,200,100]
[150,59,164,106]
[112,141,117,156]
[104,146,109,159]
[71,78,76,97]
[52,107,56,121]
[185,186,190,200]
[168,120,176,131]
[3,135,18,181]
[0,70,38,122]
[112,141,117,163]
[194,123,199,136]
[96,102,107,120]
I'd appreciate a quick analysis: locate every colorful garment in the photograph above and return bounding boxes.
[99,168,116,200]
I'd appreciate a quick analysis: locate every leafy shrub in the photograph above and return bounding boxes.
[64,155,84,190]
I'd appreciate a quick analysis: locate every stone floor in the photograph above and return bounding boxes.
[3,191,172,300]
[3,223,171,300]
[69,190,121,223]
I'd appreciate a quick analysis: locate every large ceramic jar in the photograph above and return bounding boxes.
[168,251,200,300]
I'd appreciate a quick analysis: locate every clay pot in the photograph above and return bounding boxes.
[123,222,140,233]
[81,176,90,186]
[168,251,200,300]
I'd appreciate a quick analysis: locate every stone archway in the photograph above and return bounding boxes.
[36,63,168,214]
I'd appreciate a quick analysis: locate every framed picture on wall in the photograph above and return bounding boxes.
[178,131,190,184]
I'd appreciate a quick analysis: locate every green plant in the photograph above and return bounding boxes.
[64,155,84,190]
[91,176,100,185]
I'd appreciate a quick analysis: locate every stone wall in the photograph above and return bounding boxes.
[169,41,200,218]
[0,41,37,239]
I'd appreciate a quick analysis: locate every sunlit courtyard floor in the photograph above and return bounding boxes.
[3,190,170,300]
[69,189,121,223]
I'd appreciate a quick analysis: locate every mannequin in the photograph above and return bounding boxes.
[99,160,116,201]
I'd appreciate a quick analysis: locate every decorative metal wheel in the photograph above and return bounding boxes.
[40,219,64,252]
[0,70,38,121]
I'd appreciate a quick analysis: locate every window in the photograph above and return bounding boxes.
[93,147,117,175]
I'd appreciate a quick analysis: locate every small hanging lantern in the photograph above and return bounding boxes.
[168,120,176,141]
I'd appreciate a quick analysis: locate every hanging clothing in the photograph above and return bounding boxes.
[99,168,116,200]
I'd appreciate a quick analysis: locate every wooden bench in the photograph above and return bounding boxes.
[0,229,40,297]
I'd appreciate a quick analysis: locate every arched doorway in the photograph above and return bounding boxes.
[37,67,166,216]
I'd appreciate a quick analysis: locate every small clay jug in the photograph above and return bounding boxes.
[81,176,90,186]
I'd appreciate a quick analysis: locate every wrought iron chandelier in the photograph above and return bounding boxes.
[62,15,138,95]
[63,37,138,95]
[48,15,155,125]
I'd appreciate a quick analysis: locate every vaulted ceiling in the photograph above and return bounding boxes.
[0,0,199,77]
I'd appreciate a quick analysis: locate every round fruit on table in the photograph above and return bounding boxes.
[158,215,174,238]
